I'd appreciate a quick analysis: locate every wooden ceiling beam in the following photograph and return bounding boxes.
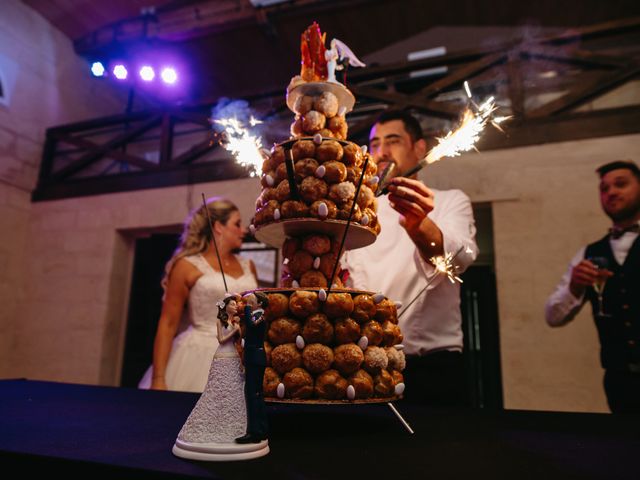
[49,116,161,181]
[527,63,640,117]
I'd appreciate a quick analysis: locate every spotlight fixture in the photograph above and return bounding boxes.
[113,64,128,80]
[160,67,178,85]
[90,61,106,77]
[139,65,155,82]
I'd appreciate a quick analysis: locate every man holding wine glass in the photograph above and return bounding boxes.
[545,160,640,413]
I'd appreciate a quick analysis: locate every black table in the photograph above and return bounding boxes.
[1,379,638,479]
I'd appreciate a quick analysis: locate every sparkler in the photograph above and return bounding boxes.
[214,116,265,177]
[397,245,467,320]
[376,82,511,196]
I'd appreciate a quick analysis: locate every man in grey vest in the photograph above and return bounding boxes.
[545,160,640,413]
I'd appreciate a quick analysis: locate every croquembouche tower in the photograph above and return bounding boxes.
[251,22,406,403]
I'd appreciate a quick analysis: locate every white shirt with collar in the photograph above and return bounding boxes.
[342,189,478,356]
[544,222,640,327]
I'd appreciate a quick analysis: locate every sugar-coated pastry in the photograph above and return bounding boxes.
[373,369,395,397]
[336,200,362,222]
[314,369,348,400]
[283,367,314,399]
[289,290,320,318]
[381,320,403,346]
[282,237,301,260]
[287,250,313,278]
[317,128,333,138]
[356,184,375,210]
[302,110,326,133]
[328,182,356,205]
[302,343,334,374]
[281,200,309,219]
[271,343,303,374]
[315,139,344,163]
[323,292,354,318]
[334,317,361,345]
[362,346,389,375]
[352,294,377,323]
[361,320,384,346]
[280,272,295,288]
[290,117,304,137]
[294,95,314,115]
[375,298,398,323]
[322,161,347,184]
[299,176,328,204]
[274,162,288,185]
[318,252,338,279]
[300,270,328,288]
[255,199,280,225]
[327,115,348,140]
[386,347,406,371]
[302,312,334,344]
[263,367,281,397]
[292,139,316,160]
[342,142,363,167]
[390,369,404,386]
[345,166,363,183]
[268,317,302,345]
[265,293,289,321]
[270,145,286,168]
[313,91,339,118]
[302,234,331,256]
[333,343,364,376]
[348,369,374,399]
[309,199,337,219]
[275,179,291,202]
[364,156,378,176]
[260,172,274,188]
[294,158,319,182]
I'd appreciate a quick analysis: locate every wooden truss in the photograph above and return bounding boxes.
[33,17,640,201]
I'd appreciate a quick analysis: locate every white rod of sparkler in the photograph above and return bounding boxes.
[387,402,415,434]
[397,245,466,321]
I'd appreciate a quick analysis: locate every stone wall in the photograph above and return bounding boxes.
[0,0,126,379]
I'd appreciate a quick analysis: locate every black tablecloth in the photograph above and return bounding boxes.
[1,379,638,479]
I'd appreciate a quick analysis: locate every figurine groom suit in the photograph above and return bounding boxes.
[236,292,269,444]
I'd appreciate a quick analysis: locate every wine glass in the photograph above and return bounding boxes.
[588,256,611,318]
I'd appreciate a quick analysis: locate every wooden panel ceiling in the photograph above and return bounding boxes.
[22,0,640,103]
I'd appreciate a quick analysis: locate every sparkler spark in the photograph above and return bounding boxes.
[429,251,463,284]
[214,117,265,177]
[425,98,498,164]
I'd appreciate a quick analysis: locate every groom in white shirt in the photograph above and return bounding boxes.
[343,110,478,406]
[545,160,640,413]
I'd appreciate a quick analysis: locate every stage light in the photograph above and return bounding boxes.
[160,67,177,85]
[139,66,155,82]
[113,64,128,80]
[91,62,105,77]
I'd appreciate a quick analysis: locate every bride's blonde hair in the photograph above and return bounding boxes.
[161,197,239,291]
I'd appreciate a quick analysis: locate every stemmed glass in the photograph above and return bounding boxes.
[588,256,611,318]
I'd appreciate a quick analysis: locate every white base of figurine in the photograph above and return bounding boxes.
[172,438,269,461]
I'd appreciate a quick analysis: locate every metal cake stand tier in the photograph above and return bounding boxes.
[286,81,356,114]
[254,218,376,250]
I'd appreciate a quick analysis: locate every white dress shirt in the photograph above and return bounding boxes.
[544,224,640,327]
[342,189,478,356]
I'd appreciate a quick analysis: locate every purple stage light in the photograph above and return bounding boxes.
[113,64,128,80]
[160,67,178,85]
[91,61,105,77]
[139,66,155,82]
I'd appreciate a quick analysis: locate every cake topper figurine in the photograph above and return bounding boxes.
[236,292,270,445]
[172,293,270,461]
[325,38,366,84]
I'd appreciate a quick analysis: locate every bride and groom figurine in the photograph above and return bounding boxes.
[172,291,271,461]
